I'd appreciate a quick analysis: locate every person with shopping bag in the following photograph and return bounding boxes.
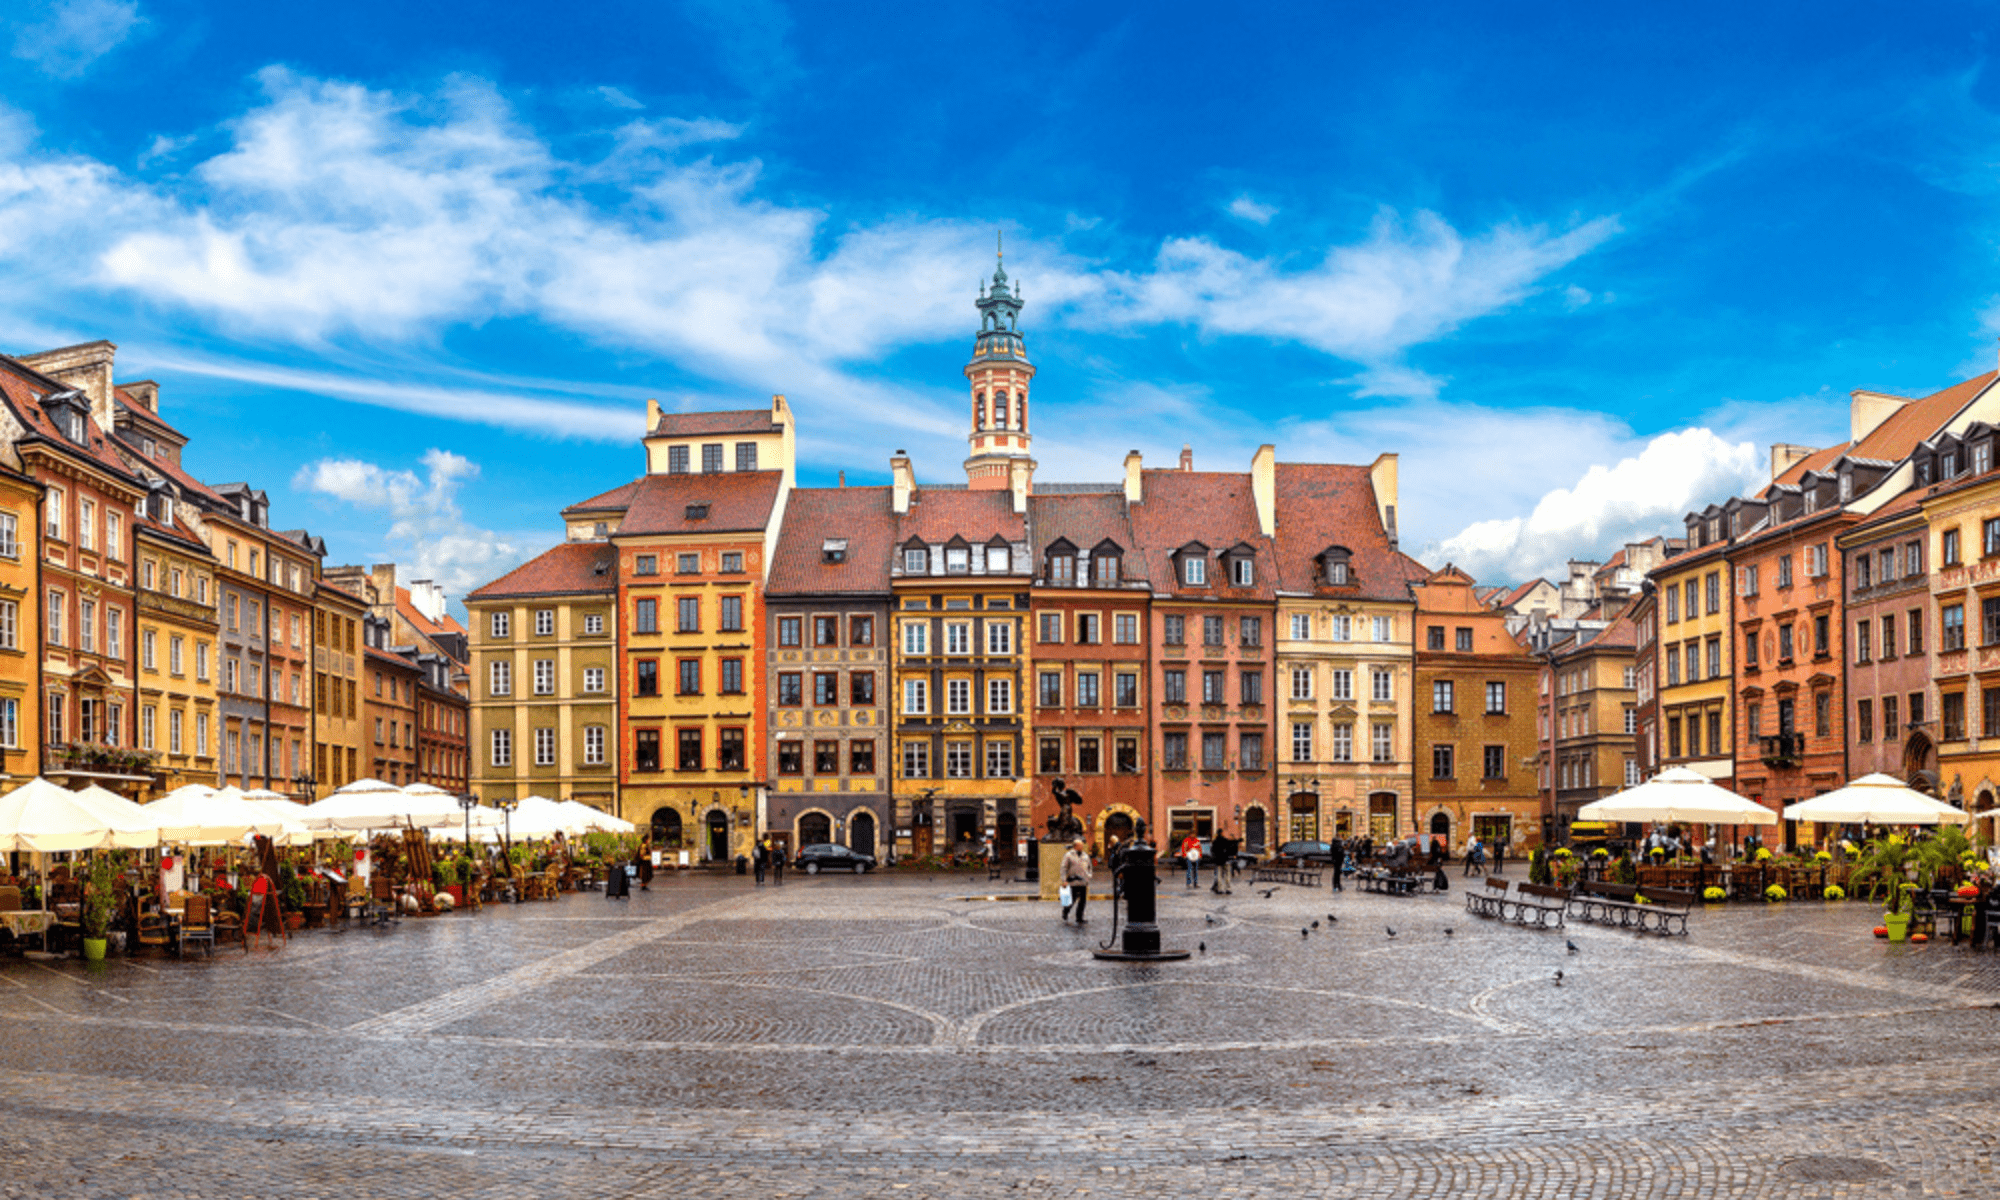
[1060,838,1092,924]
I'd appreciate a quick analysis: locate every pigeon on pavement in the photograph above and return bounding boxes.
[1553,969,1564,986]
[1385,927,1397,938]
[1567,939,1581,955]
[1198,941,1206,955]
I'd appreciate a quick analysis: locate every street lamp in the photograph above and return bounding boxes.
[494,796,519,898]
[457,792,478,851]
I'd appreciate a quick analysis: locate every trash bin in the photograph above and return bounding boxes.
[735,855,748,876]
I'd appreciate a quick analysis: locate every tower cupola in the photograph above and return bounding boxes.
[963,237,1037,490]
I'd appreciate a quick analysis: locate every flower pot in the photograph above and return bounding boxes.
[1884,913,1910,943]
[444,884,464,905]
[81,937,107,961]
[284,913,305,932]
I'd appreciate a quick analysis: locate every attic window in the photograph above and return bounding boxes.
[1320,546,1353,586]
[66,412,85,443]
[1092,553,1118,585]
[685,503,710,521]
[945,547,970,574]
[822,538,848,564]
[1230,557,1253,587]
[141,437,156,457]
[592,561,609,576]
[1182,556,1206,586]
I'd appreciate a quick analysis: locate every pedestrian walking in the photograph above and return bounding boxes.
[753,838,768,885]
[1492,839,1506,874]
[1179,832,1202,889]
[772,842,785,885]
[1328,836,1346,891]
[1061,837,1093,924]
[1210,828,1238,895]
[1463,835,1484,877]
[635,842,654,892]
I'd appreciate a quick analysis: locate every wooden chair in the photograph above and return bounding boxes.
[0,886,20,913]
[369,875,400,924]
[178,894,215,956]
[210,895,243,945]
[133,893,171,955]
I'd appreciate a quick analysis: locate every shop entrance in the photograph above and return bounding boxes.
[1287,794,1318,842]
[850,810,877,854]
[1243,806,1267,854]
[1168,807,1214,848]
[650,807,683,849]
[1368,792,1399,841]
[994,811,1017,862]
[706,810,730,861]
[1429,811,1451,852]
[799,811,831,846]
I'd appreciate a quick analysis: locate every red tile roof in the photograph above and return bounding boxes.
[1271,462,1419,603]
[396,586,467,637]
[563,478,645,514]
[1500,579,1551,608]
[618,470,784,536]
[649,408,779,438]
[1028,492,1138,580]
[767,487,897,595]
[467,542,617,600]
[0,357,145,483]
[896,488,1026,544]
[1128,470,1277,599]
[114,390,187,440]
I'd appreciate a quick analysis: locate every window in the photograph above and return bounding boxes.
[1291,668,1313,700]
[1883,695,1899,739]
[1433,679,1454,713]
[946,678,971,715]
[78,499,93,550]
[946,741,973,778]
[1372,722,1393,763]
[987,545,1011,574]
[1117,672,1140,707]
[1202,669,1225,704]
[1813,614,1829,657]
[1240,616,1262,646]
[0,512,14,560]
[584,613,604,635]
[489,660,512,696]
[142,629,156,670]
[1183,556,1206,586]
[903,678,928,714]
[1093,554,1119,586]
[1111,736,1139,774]
[1987,518,2000,559]
[1779,554,1794,588]
[636,661,659,697]
[1985,596,2000,647]
[1944,603,1966,651]
[1706,637,1721,679]
[847,740,874,775]
[1038,612,1062,644]
[1427,625,1445,651]
[79,600,93,653]
[1432,744,1454,779]
[1230,557,1253,586]
[1485,681,1505,714]
[904,547,928,574]
[700,443,723,473]
[1039,671,1062,707]
[985,740,1014,778]
[1624,706,1636,735]
[1330,669,1353,701]
[677,597,700,633]
[534,728,557,767]
[1943,528,1962,566]
[1807,544,1829,577]
[584,666,605,693]
[945,547,969,574]
[583,725,605,765]
[1455,627,1473,652]
[1203,615,1224,646]
[1665,587,1679,623]
[1909,607,1925,653]
[1857,697,1874,742]
[988,621,1013,655]
[1742,628,1758,668]
[533,659,555,695]
[634,598,658,634]
[1162,731,1188,769]
[491,729,512,767]
[843,615,872,647]
[677,553,701,576]
[1855,620,1872,662]
[532,609,555,637]
[1201,731,1227,770]
[1778,623,1795,660]
[1163,615,1185,645]
[1372,615,1392,642]
[1907,540,1924,576]
[1074,673,1098,707]
[1738,564,1758,596]
[902,741,929,778]
[1483,745,1505,780]
[1330,724,1353,763]
[1815,691,1832,738]
[902,621,928,654]
[490,611,510,638]
[680,659,704,696]
[1330,615,1352,642]
[1075,613,1100,644]
[1705,571,1721,614]
[196,642,208,681]
[1290,613,1312,641]
[1988,689,2000,742]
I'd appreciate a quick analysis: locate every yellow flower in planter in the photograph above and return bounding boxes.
[1814,850,1832,862]
[1702,887,1727,902]
[1823,885,1845,901]
[1764,884,1787,902]
[1755,848,1773,861]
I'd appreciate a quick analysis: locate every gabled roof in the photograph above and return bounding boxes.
[1028,493,1138,581]
[895,488,1026,544]
[648,408,780,438]
[616,470,784,537]
[766,486,896,596]
[114,390,186,440]
[1271,462,1419,602]
[467,542,617,600]
[1129,469,1276,599]
[0,357,145,484]
[397,586,467,637]
[563,477,645,515]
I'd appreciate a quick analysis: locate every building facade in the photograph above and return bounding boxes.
[363,618,421,787]
[131,503,219,795]
[1412,565,1542,852]
[1545,610,1640,828]
[1651,526,1735,789]
[312,584,366,796]
[1916,424,2000,838]
[0,464,40,787]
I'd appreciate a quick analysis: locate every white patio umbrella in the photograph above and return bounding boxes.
[0,777,158,852]
[1781,774,1973,826]
[1576,766,1778,826]
[144,785,292,845]
[556,800,628,835]
[502,795,573,839]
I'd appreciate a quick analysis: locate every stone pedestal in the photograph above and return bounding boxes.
[1038,842,1067,901]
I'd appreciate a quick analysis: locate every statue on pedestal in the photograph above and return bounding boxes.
[1044,778,1084,843]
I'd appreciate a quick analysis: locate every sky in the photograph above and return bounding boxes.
[4,1,2000,605]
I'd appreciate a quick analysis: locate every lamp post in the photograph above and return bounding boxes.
[457,792,478,851]
[495,797,519,899]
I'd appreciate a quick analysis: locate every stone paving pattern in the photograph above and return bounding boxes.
[1,871,1997,1196]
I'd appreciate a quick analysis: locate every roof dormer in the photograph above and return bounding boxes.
[1171,541,1212,588]
[1318,544,1355,586]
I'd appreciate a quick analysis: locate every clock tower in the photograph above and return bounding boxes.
[963,245,1037,490]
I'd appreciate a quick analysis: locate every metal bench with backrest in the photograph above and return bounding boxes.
[1252,863,1325,888]
[1467,875,1512,918]
[1504,883,1571,929]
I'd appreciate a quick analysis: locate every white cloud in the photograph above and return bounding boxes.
[1563,284,1593,309]
[294,449,525,599]
[1424,427,1764,582]
[597,86,645,111]
[11,0,141,78]
[1227,194,1277,224]
[136,132,194,169]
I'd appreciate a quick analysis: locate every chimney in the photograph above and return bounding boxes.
[838,470,846,488]
[121,380,160,414]
[1123,450,1143,504]
[17,341,117,432]
[1369,452,1399,547]
[645,397,662,431]
[1850,390,1911,444]
[1179,444,1194,472]
[409,579,448,623]
[1769,443,1816,483]
[891,451,914,514]
[369,564,397,609]
[1008,457,1031,515]
[1249,444,1275,536]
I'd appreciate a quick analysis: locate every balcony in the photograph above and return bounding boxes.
[1758,732,1803,768]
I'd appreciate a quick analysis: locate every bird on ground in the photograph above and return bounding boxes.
[1553,969,1564,986]
[1198,941,1206,955]
[1567,939,1581,955]
[1301,928,1310,938]
[1311,920,1320,929]
[1385,927,1397,938]
[1258,887,1279,898]
[1326,914,1337,923]
[1205,914,1217,925]
[1444,927,1454,937]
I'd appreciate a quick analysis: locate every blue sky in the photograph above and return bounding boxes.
[4,1,2000,603]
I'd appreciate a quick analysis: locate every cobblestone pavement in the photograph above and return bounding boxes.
[2,871,1998,1197]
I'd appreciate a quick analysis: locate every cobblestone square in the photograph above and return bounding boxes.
[2,872,1996,1197]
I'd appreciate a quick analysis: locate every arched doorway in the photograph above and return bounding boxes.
[1903,732,1938,793]
[947,806,980,849]
[1103,809,1135,849]
[1975,787,1998,846]
[799,811,832,846]
[1243,806,1268,855]
[706,810,729,861]
[850,810,877,854]
[1429,811,1451,853]
[651,807,683,849]
[994,811,1016,862]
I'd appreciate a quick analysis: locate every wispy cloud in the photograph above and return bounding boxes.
[294,449,526,598]
[597,85,645,111]
[1227,194,1277,224]
[10,0,142,78]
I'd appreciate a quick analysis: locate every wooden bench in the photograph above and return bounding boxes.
[1567,881,1696,935]
[1252,864,1324,888]
[1466,876,1513,918]
[1354,867,1423,896]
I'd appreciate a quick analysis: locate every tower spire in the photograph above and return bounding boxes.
[963,245,1036,491]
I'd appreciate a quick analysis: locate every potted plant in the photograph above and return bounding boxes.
[1883,883,1916,942]
[80,855,118,960]
[1702,886,1727,904]
[1823,884,1846,901]
[1764,884,1787,903]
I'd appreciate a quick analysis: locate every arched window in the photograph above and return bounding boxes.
[994,391,1009,428]
[975,394,987,429]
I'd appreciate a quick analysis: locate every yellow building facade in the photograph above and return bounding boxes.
[312,583,366,796]
[0,466,39,786]
[132,510,218,793]
[1650,530,1734,784]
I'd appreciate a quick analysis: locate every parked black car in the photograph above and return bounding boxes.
[794,843,877,874]
[1268,840,1338,866]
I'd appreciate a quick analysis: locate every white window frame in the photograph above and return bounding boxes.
[583,667,606,693]
[535,609,555,636]
[988,677,1012,715]
[947,678,972,715]
[903,679,928,715]
[987,621,1013,655]
[491,729,512,767]
[533,659,555,695]
[1291,721,1313,763]
[1290,668,1313,700]
[490,611,511,638]
[534,727,556,767]
[490,660,512,696]
[584,725,605,765]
